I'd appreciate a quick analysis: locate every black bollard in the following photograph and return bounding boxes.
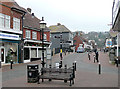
[88,53,90,60]
[64,64,67,73]
[49,64,51,68]
[98,62,101,74]
[73,63,75,78]
[74,61,77,71]
[65,64,67,69]
[59,61,62,68]
[10,60,13,69]
[93,55,95,63]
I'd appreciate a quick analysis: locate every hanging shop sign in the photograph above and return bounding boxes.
[106,39,112,48]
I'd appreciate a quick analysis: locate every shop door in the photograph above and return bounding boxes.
[1,48,4,62]
[24,48,29,60]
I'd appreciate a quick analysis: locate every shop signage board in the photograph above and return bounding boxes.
[0,32,20,40]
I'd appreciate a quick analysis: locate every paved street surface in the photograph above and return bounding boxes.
[2,51,118,87]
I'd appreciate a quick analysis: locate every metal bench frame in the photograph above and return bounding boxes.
[37,64,75,86]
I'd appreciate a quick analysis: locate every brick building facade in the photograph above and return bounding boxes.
[0,0,25,64]
[22,8,51,63]
[0,0,51,64]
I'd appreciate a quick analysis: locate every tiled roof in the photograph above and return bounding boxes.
[1,0,25,12]
[23,11,40,30]
[23,9,50,31]
[49,24,71,33]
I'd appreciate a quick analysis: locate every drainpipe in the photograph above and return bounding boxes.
[21,13,26,63]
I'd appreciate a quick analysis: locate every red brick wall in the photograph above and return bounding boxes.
[23,28,50,42]
[37,31,40,40]
[23,28,26,38]
[44,31,50,42]
[73,35,83,51]
[0,4,23,30]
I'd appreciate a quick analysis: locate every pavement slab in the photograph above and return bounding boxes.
[1,52,118,87]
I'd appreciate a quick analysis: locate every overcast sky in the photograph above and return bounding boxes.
[15,0,113,33]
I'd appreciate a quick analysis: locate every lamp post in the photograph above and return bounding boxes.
[60,33,63,68]
[54,32,63,68]
[40,19,46,69]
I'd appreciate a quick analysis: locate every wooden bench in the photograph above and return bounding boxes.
[37,64,75,86]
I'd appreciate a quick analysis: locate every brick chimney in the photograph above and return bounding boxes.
[32,13,34,18]
[27,8,31,13]
[57,23,61,26]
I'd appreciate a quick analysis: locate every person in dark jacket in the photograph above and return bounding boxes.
[95,51,99,62]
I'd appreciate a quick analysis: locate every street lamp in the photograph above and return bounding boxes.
[40,19,46,69]
[54,32,63,68]
[60,33,63,68]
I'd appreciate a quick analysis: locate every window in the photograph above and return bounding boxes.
[0,13,10,28]
[31,48,37,58]
[0,13,4,28]
[26,30,31,39]
[32,31,37,39]
[5,15,10,28]
[44,34,47,41]
[13,17,20,30]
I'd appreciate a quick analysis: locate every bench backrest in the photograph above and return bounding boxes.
[41,68,73,74]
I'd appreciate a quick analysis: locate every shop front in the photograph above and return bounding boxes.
[24,40,50,63]
[0,32,21,64]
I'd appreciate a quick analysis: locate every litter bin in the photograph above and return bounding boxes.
[27,64,39,83]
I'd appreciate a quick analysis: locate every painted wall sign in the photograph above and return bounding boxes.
[0,32,20,40]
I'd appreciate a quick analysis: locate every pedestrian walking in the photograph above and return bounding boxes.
[64,49,66,55]
[95,51,99,62]
[88,52,90,60]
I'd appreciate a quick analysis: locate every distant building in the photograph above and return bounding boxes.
[73,32,87,51]
[49,23,73,54]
